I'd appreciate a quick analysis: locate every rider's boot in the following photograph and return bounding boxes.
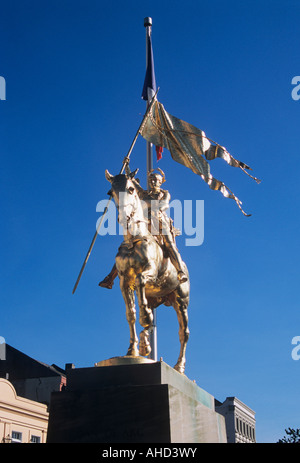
[99,264,118,289]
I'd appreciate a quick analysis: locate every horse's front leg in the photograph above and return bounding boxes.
[119,275,139,357]
[173,285,190,374]
[135,265,155,357]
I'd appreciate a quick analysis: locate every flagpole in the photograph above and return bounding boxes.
[144,16,157,362]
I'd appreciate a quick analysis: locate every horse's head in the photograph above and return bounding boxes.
[105,169,142,230]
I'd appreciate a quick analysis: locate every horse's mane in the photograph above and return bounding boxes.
[111,174,129,188]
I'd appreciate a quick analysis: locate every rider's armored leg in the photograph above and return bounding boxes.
[162,233,188,283]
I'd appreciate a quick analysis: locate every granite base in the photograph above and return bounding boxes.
[46,360,227,443]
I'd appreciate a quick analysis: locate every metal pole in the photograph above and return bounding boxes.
[144,16,157,362]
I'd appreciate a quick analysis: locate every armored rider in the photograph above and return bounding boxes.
[99,168,188,289]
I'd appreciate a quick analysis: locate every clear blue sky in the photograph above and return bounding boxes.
[1,0,299,443]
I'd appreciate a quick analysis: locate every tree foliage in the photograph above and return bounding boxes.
[277,428,300,443]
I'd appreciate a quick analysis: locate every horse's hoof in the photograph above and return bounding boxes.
[174,363,185,374]
[126,346,139,357]
[139,343,151,357]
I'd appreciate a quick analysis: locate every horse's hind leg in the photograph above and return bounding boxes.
[172,285,190,374]
[119,276,139,357]
[135,270,154,357]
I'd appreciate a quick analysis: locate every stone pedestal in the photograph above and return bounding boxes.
[46,359,227,443]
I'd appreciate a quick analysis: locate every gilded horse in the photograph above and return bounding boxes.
[105,169,190,374]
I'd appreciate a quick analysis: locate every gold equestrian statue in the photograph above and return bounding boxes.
[100,167,190,374]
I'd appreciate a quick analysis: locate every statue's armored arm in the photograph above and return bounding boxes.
[159,190,170,213]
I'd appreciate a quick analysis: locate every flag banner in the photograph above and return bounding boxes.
[142,33,157,101]
[140,100,260,216]
[141,33,162,161]
[155,145,163,161]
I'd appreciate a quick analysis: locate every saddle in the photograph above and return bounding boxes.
[119,217,180,259]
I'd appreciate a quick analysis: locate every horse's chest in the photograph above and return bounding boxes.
[116,240,149,271]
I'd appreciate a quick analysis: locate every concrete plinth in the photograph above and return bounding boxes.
[46,360,227,443]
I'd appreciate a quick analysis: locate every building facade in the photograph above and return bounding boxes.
[215,396,256,443]
[0,378,48,443]
[0,344,66,407]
